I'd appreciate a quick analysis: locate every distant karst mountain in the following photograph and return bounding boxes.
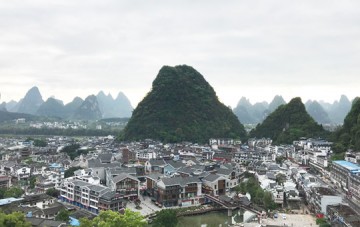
[233,95,286,125]
[233,97,256,124]
[268,95,286,112]
[64,97,84,118]
[17,86,44,114]
[250,97,328,144]
[121,65,246,143]
[0,102,7,112]
[8,99,22,112]
[73,95,102,120]
[3,86,132,120]
[5,100,17,112]
[326,95,352,124]
[233,97,268,124]
[36,98,66,118]
[332,97,360,152]
[114,92,133,118]
[305,100,331,124]
[97,91,133,118]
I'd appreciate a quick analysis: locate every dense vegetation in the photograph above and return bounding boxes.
[46,188,60,198]
[235,173,277,211]
[152,209,178,227]
[250,97,328,144]
[121,65,246,143]
[79,209,146,227]
[332,97,360,152]
[0,187,24,199]
[0,111,36,123]
[25,137,47,147]
[0,211,31,227]
[60,144,89,160]
[55,209,71,222]
[64,166,83,178]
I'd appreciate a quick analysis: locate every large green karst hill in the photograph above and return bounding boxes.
[250,97,328,144]
[332,97,360,152]
[120,65,246,143]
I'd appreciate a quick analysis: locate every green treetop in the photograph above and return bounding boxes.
[79,209,146,227]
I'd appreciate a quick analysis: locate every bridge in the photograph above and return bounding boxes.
[204,194,264,218]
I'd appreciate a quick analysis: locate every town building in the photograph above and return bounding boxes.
[155,176,203,207]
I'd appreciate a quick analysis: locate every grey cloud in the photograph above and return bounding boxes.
[0,0,359,107]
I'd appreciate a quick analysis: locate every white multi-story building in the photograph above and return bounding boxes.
[307,186,342,215]
[136,149,157,160]
[60,179,110,214]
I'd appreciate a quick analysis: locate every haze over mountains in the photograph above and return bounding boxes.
[250,97,328,144]
[2,86,133,120]
[234,95,352,125]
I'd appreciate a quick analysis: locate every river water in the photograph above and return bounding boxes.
[176,209,257,227]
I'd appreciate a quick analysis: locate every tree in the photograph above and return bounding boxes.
[46,188,60,198]
[4,187,24,198]
[28,176,37,189]
[0,211,31,227]
[254,188,264,205]
[263,191,276,211]
[64,167,83,178]
[276,173,286,186]
[316,217,330,226]
[234,185,242,195]
[152,209,178,227]
[79,209,146,227]
[0,188,6,199]
[55,209,70,222]
[33,139,47,147]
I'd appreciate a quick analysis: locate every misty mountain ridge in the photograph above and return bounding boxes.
[73,95,102,120]
[17,86,44,115]
[97,91,133,118]
[323,95,351,124]
[305,100,331,124]
[234,95,353,125]
[233,95,284,124]
[3,86,133,120]
[250,97,328,144]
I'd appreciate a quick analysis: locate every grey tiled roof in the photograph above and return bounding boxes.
[87,184,109,193]
[98,153,113,163]
[72,180,92,187]
[165,160,185,169]
[216,168,233,176]
[99,191,124,201]
[26,218,67,227]
[160,176,201,187]
[202,174,223,182]
[112,173,139,184]
[146,173,163,181]
[88,159,121,168]
[149,159,166,166]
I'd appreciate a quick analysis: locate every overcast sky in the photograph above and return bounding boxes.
[1,0,359,108]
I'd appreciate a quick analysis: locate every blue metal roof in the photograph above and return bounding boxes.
[69,217,80,226]
[333,160,360,171]
[0,197,23,206]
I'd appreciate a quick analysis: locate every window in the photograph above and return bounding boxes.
[214,185,217,189]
